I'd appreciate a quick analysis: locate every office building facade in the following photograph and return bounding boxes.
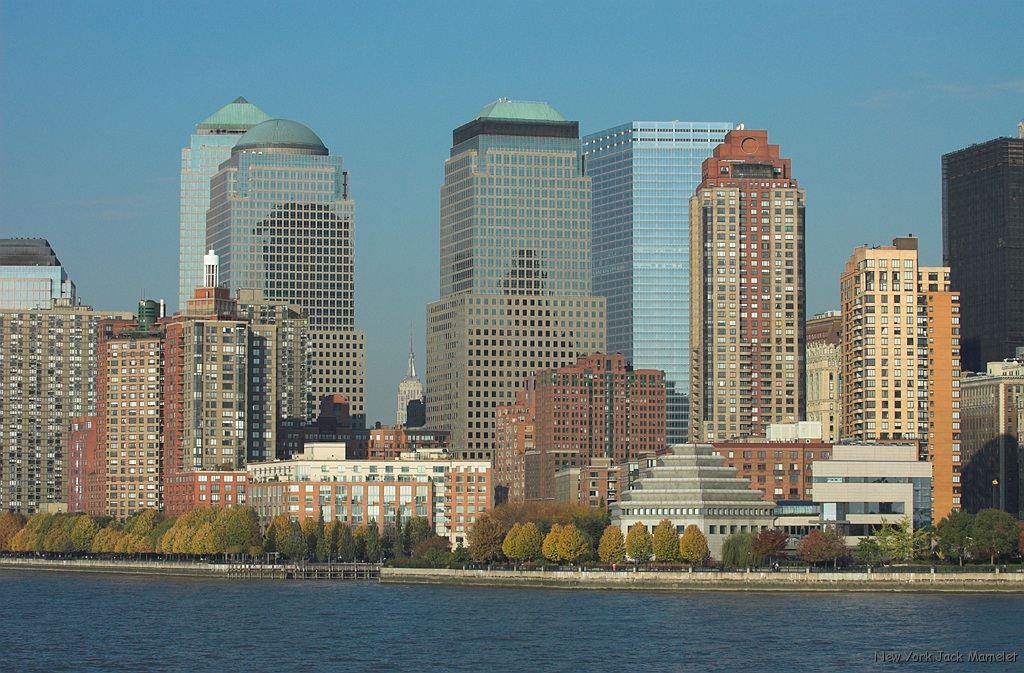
[0,238,77,310]
[942,137,1024,372]
[207,118,366,424]
[689,130,806,442]
[805,310,842,442]
[178,97,270,310]
[583,121,734,445]
[426,100,605,457]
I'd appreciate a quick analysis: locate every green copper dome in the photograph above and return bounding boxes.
[233,119,328,155]
[474,99,567,122]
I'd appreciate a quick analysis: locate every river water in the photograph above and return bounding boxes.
[1,569,1020,672]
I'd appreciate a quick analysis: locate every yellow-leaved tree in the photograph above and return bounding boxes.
[598,526,626,564]
[625,522,652,565]
[652,519,680,563]
[502,522,523,562]
[679,524,710,565]
[542,523,563,563]
[557,524,589,565]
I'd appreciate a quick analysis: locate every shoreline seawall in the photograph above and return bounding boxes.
[3,558,1022,592]
[379,566,1024,593]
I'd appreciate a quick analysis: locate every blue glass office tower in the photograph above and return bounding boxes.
[179,97,271,311]
[583,121,735,444]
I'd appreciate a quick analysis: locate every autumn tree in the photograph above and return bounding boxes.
[751,528,789,565]
[598,526,626,565]
[679,525,710,565]
[558,524,589,565]
[970,508,1019,565]
[516,522,544,563]
[218,507,262,557]
[502,523,524,563]
[468,514,507,563]
[301,518,321,557]
[542,523,564,563]
[798,525,847,568]
[0,512,26,551]
[651,519,680,563]
[352,523,370,561]
[624,523,652,565]
[69,516,100,553]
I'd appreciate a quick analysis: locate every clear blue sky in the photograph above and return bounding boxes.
[2,1,1022,424]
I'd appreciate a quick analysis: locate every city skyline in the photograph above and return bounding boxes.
[2,2,1022,424]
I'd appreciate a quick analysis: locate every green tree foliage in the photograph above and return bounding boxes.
[516,522,544,563]
[557,524,589,564]
[365,521,383,563]
[856,537,884,566]
[652,519,680,563]
[721,532,759,568]
[278,522,308,561]
[751,528,788,563]
[502,523,523,563]
[970,508,1019,564]
[467,514,507,563]
[542,523,564,563]
[797,525,847,567]
[597,526,626,565]
[0,512,27,551]
[337,524,356,562]
[412,536,457,567]
[875,516,928,562]
[403,517,433,554]
[679,525,710,565]
[217,507,262,557]
[624,523,652,564]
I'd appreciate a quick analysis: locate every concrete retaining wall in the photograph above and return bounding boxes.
[380,567,1024,592]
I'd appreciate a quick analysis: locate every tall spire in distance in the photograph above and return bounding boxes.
[397,331,425,426]
[406,331,417,379]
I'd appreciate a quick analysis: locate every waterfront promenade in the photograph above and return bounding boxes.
[2,557,1021,591]
[379,566,1024,592]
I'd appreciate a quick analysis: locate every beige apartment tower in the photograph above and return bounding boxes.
[426,100,605,457]
[839,236,961,523]
[689,130,806,442]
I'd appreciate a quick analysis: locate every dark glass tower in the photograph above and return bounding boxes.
[942,137,1024,371]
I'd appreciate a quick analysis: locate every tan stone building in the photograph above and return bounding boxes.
[426,101,605,458]
[805,311,841,442]
[960,355,1023,516]
[839,236,961,523]
[689,130,806,442]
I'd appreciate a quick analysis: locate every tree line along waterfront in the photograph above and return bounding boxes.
[1,503,1022,571]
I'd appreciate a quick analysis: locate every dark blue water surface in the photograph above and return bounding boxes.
[1,569,1021,672]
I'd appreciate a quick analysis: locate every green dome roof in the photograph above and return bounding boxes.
[233,119,328,155]
[474,99,567,122]
[198,97,271,133]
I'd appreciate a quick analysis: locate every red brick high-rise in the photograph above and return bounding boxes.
[494,353,666,502]
[689,130,806,442]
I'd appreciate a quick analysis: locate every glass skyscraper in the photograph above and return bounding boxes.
[178,97,270,311]
[207,118,366,424]
[583,121,735,444]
